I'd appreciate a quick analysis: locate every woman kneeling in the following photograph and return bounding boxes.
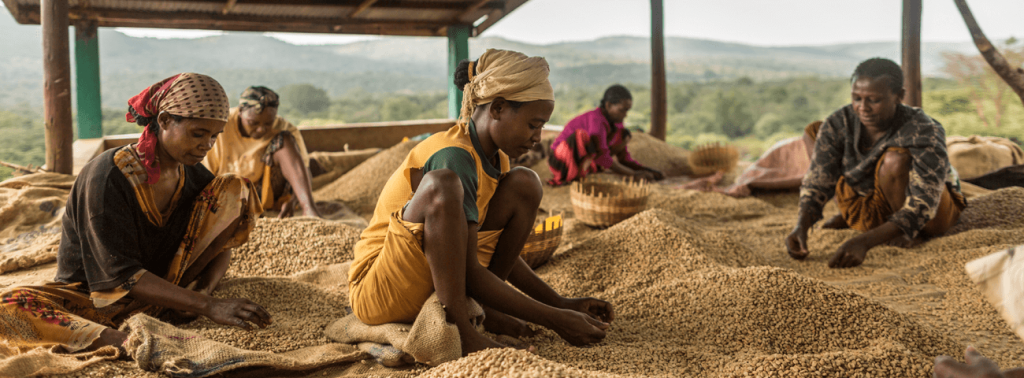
[348,49,614,355]
[0,73,271,355]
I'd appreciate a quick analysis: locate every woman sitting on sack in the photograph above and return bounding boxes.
[547,84,664,186]
[204,86,320,218]
[0,73,271,355]
[348,49,614,355]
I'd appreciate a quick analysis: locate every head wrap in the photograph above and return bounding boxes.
[239,86,280,113]
[126,73,230,184]
[458,49,554,130]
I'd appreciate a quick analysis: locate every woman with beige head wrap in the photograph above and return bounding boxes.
[0,73,271,357]
[348,49,614,356]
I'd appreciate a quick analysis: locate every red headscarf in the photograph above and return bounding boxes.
[125,73,230,184]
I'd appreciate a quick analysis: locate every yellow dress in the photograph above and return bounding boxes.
[348,122,510,325]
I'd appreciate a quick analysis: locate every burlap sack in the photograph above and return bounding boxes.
[0,344,119,377]
[627,132,693,177]
[965,245,1024,342]
[310,148,382,191]
[948,135,1024,180]
[325,293,483,367]
[120,313,367,377]
[356,342,414,367]
[0,173,75,274]
[291,261,352,290]
[726,136,810,197]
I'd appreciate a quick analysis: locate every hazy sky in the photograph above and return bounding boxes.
[79,0,1024,46]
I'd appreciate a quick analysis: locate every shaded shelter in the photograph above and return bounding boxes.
[2,0,529,173]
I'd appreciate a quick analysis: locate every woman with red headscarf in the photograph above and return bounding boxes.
[0,73,271,357]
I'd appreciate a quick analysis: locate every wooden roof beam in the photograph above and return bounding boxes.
[456,0,491,22]
[15,6,452,36]
[349,0,377,18]
[473,0,526,36]
[143,0,495,10]
[2,0,22,20]
[221,0,238,15]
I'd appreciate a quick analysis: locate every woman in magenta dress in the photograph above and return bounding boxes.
[547,85,664,185]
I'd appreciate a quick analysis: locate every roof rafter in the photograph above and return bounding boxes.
[348,0,377,18]
[2,0,524,37]
[473,0,526,36]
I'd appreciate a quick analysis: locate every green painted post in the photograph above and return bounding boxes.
[447,25,470,120]
[75,22,102,139]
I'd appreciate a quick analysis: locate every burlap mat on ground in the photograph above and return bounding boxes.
[325,293,483,367]
[0,173,75,275]
[948,135,1024,180]
[0,344,119,377]
[121,313,367,377]
[965,244,1024,342]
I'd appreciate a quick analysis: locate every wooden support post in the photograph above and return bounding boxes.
[901,0,922,107]
[649,0,667,141]
[75,20,102,139]
[447,25,470,120]
[42,0,74,174]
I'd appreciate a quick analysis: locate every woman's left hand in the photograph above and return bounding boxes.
[561,297,615,323]
[632,170,656,182]
[647,168,665,180]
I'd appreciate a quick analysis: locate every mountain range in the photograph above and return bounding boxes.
[0,12,978,109]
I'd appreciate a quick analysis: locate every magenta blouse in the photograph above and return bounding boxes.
[552,107,640,169]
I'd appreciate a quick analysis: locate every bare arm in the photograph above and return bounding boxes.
[273,134,320,218]
[827,221,904,268]
[506,257,615,323]
[129,272,272,330]
[191,249,232,295]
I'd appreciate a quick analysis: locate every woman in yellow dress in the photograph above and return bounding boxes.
[204,86,320,217]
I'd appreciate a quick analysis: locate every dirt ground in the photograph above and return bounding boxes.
[3,158,1022,377]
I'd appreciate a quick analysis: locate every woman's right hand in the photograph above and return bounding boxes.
[551,309,608,346]
[204,298,273,331]
[785,226,810,260]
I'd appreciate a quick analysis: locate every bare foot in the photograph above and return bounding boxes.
[81,328,130,360]
[483,307,537,338]
[460,329,511,356]
[681,171,725,192]
[888,235,924,248]
[821,214,849,229]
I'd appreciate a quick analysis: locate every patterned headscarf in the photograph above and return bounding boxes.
[126,73,230,184]
[239,86,280,113]
[458,49,554,130]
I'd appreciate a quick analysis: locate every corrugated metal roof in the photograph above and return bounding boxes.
[2,0,528,37]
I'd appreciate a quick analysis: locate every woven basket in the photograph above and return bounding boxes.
[570,176,650,228]
[688,142,739,177]
[520,214,563,269]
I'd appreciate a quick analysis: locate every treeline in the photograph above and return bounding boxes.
[2,76,1022,180]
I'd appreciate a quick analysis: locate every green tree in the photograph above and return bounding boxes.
[0,108,45,180]
[279,84,331,115]
[713,90,755,138]
[941,38,1024,128]
[753,113,786,138]
[380,97,420,121]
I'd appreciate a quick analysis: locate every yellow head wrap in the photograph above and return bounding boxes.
[458,49,555,129]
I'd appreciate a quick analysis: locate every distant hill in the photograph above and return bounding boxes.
[0,11,977,109]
